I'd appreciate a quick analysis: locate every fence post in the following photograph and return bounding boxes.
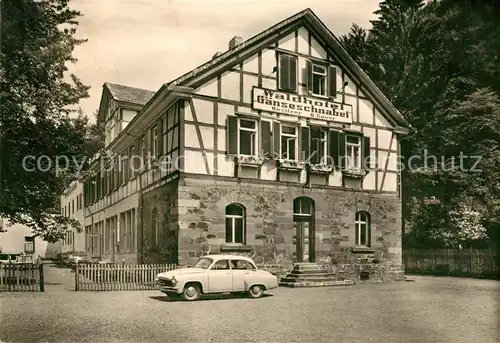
[75,263,79,292]
[39,263,44,292]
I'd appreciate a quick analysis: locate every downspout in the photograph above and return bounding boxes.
[138,169,144,264]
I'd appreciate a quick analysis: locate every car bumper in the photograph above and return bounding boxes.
[157,284,179,293]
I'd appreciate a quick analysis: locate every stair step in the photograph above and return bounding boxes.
[279,280,355,288]
[288,270,337,277]
[293,265,324,271]
[281,276,344,283]
[286,273,339,279]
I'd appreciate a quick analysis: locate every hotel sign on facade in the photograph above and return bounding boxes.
[251,87,352,123]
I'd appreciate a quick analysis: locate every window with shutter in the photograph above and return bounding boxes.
[328,66,337,98]
[239,119,257,156]
[306,61,327,97]
[260,121,272,158]
[272,121,281,159]
[228,116,260,157]
[301,126,310,161]
[328,130,340,167]
[362,136,371,170]
[281,125,297,160]
[310,127,328,164]
[278,53,297,92]
[227,116,238,155]
[337,132,346,169]
[345,134,361,170]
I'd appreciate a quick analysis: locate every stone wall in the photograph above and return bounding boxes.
[175,175,404,281]
[141,181,179,264]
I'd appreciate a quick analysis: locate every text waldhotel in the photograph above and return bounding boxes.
[252,87,352,123]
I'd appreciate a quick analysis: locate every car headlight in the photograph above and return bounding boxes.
[171,276,177,286]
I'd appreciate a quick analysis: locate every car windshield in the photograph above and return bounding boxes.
[193,257,213,269]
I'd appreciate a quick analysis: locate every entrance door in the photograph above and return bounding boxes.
[294,220,314,262]
[293,197,315,263]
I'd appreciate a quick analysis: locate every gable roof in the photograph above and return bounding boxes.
[105,82,156,105]
[163,8,410,129]
[97,83,157,123]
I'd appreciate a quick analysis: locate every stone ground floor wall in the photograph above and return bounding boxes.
[172,175,404,282]
[141,180,179,264]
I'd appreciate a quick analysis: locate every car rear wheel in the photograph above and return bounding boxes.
[181,283,201,301]
[248,285,264,298]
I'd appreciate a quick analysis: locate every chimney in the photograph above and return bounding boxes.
[212,51,223,60]
[228,36,243,50]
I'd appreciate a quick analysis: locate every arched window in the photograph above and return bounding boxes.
[225,204,245,244]
[355,211,371,247]
[293,197,314,219]
[151,208,159,247]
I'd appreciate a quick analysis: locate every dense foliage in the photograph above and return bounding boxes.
[0,0,103,242]
[340,0,500,248]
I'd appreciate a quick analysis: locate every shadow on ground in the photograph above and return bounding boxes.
[149,293,273,302]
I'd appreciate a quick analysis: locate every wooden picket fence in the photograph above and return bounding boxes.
[75,263,176,291]
[403,248,499,279]
[0,263,44,292]
[74,262,290,291]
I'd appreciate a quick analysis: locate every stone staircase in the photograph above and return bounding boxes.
[279,262,355,288]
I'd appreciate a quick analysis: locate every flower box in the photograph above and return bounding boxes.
[278,159,305,170]
[308,163,334,174]
[342,168,367,179]
[234,155,265,167]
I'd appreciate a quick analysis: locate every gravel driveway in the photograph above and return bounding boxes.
[1,272,498,343]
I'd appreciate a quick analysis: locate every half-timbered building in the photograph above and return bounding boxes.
[82,8,410,280]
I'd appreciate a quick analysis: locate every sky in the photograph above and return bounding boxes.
[68,0,382,118]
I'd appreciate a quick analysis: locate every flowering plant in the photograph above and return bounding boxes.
[234,155,265,166]
[342,168,367,179]
[278,159,305,170]
[308,163,334,174]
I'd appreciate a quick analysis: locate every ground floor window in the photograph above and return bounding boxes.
[225,204,245,244]
[355,211,371,246]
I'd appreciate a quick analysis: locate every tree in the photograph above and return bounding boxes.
[340,0,500,247]
[338,23,369,65]
[0,0,98,242]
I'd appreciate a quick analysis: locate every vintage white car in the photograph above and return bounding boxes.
[155,254,279,301]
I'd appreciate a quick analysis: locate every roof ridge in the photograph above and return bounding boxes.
[104,82,155,92]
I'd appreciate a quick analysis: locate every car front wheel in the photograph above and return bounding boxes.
[248,285,264,298]
[181,283,201,301]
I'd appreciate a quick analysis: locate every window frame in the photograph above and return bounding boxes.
[354,211,371,247]
[346,134,362,170]
[237,117,258,156]
[280,124,298,161]
[139,137,146,170]
[129,145,136,178]
[225,204,246,244]
[231,259,257,271]
[211,259,230,270]
[310,127,328,164]
[311,62,328,97]
[152,126,159,159]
